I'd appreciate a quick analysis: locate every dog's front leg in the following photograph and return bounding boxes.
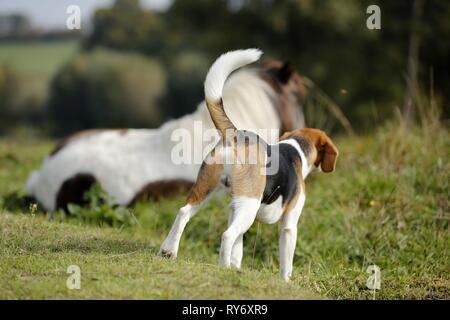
[279,192,305,282]
[159,203,200,258]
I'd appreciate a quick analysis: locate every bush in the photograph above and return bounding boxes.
[0,65,23,133]
[159,51,209,119]
[56,183,139,228]
[47,49,167,136]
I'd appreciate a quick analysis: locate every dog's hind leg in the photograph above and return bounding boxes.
[159,161,223,259]
[221,148,266,268]
[159,201,205,259]
[227,210,243,269]
[230,234,243,269]
[219,196,261,268]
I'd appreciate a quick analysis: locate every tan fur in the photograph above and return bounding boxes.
[186,160,224,206]
[282,158,304,214]
[188,76,272,205]
[186,133,267,205]
[231,140,267,198]
[205,98,236,137]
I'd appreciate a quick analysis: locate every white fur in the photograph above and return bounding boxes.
[279,139,314,178]
[25,67,282,211]
[159,201,204,258]
[204,49,263,101]
[230,233,244,269]
[220,196,261,267]
[279,192,305,282]
[256,196,284,224]
[227,209,243,268]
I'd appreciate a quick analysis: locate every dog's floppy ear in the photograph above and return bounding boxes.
[320,135,338,173]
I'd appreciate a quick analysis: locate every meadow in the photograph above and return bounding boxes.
[0,119,448,299]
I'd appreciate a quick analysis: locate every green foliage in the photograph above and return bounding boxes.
[47,49,167,136]
[0,64,22,132]
[0,64,49,135]
[159,51,210,119]
[0,14,31,37]
[84,0,164,55]
[56,183,139,228]
[0,40,79,135]
[83,0,450,131]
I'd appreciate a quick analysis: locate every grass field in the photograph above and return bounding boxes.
[0,121,449,299]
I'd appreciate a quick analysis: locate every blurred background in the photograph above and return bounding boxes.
[0,0,448,137]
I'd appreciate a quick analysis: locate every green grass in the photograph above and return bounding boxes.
[0,122,449,299]
[0,213,318,299]
[0,40,79,100]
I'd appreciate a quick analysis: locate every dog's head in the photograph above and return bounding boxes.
[280,128,339,173]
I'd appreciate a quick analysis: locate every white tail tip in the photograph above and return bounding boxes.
[204,48,263,101]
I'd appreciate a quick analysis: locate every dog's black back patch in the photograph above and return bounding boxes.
[262,143,300,205]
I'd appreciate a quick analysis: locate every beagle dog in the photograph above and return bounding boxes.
[159,49,338,282]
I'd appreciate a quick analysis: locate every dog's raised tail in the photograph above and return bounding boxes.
[204,49,263,136]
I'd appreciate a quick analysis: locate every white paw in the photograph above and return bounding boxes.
[230,263,241,270]
[219,256,231,268]
[281,273,292,283]
[159,242,177,259]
